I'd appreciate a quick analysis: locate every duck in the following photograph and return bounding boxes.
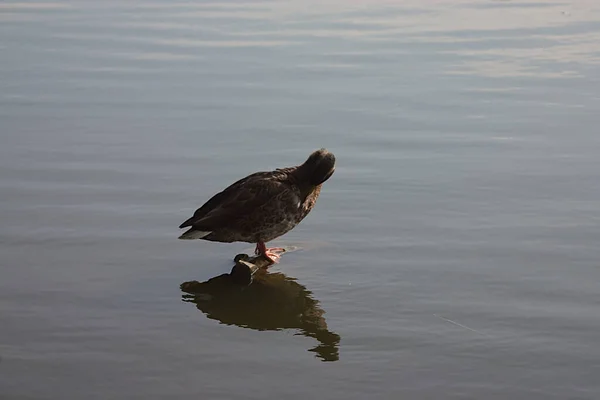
[178,148,336,263]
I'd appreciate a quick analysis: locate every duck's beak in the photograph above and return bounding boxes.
[317,166,335,185]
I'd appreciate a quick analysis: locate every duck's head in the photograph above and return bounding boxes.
[301,148,336,186]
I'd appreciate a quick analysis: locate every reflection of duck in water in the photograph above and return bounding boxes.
[181,269,340,362]
[178,149,336,264]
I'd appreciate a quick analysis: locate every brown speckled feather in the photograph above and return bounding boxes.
[178,171,273,229]
[178,149,335,245]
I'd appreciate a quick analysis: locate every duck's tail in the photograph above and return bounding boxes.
[178,228,212,240]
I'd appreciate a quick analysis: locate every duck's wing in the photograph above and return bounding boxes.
[179,171,293,231]
[178,171,268,229]
[185,178,295,233]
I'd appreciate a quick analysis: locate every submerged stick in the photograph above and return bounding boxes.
[180,254,273,292]
[180,248,291,291]
[230,253,279,284]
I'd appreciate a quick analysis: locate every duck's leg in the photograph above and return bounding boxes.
[255,241,282,264]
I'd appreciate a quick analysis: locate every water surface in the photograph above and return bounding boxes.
[1,1,600,399]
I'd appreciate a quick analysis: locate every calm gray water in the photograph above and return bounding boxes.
[2,1,600,398]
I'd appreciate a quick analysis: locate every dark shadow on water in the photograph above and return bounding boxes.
[180,270,341,362]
